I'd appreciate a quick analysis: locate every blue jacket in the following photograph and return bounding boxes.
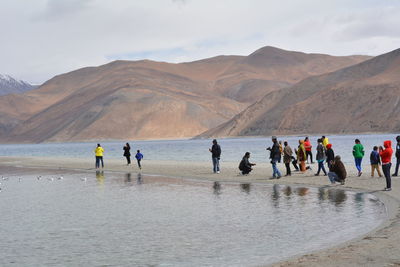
[135,152,143,160]
[370,150,380,165]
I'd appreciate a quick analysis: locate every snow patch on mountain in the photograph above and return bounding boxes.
[0,74,38,95]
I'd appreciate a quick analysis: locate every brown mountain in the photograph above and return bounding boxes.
[199,48,400,138]
[0,46,370,143]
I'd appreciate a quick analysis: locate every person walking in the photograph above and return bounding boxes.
[123,143,131,165]
[325,144,335,169]
[304,137,313,164]
[370,146,382,177]
[267,136,282,179]
[94,143,104,169]
[238,152,256,175]
[135,150,144,170]
[209,139,221,174]
[353,139,365,176]
[283,141,293,176]
[328,155,347,185]
[297,140,307,172]
[393,136,400,176]
[380,140,393,191]
[315,138,327,176]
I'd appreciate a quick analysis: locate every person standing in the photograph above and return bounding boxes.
[283,141,293,176]
[353,139,365,176]
[238,152,256,175]
[123,143,131,165]
[315,138,327,176]
[135,150,144,170]
[209,139,221,174]
[267,136,282,179]
[393,136,400,176]
[278,141,283,163]
[380,140,393,191]
[325,144,335,169]
[304,137,313,164]
[328,155,347,185]
[94,143,104,169]
[297,140,307,172]
[322,136,330,148]
[370,146,382,177]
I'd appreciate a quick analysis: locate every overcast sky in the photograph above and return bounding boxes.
[1,0,399,84]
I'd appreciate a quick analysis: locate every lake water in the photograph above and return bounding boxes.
[0,133,398,164]
[0,168,386,266]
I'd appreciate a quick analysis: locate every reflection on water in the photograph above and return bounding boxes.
[96,170,105,185]
[283,186,292,197]
[137,173,143,184]
[297,187,310,196]
[240,183,251,194]
[0,172,386,267]
[213,181,221,196]
[125,173,132,183]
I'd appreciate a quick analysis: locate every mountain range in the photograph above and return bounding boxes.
[0,46,373,143]
[199,47,400,138]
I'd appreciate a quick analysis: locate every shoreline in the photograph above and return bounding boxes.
[1,156,400,266]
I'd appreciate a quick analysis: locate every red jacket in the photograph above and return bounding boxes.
[380,140,393,164]
[304,140,312,152]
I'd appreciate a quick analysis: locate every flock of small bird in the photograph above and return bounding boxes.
[0,175,88,192]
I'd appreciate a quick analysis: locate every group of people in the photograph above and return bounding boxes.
[94,143,144,169]
[235,135,400,191]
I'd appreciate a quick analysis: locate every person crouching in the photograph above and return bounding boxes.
[328,155,347,185]
[239,152,256,175]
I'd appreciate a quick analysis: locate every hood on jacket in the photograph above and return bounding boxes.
[326,144,332,149]
[384,140,392,148]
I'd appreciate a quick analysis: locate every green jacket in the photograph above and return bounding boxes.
[353,144,365,158]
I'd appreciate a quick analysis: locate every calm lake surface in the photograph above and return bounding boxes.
[0,134,398,164]
[0,168,386,266]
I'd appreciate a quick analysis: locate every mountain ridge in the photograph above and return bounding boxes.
[198,47,400,138]
[0,46,372,143]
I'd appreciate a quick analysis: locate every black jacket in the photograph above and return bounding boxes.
[326,148,335,163]
[269,142,280,159]
[123,146,131,157]
[239,157,252,170]
[211,144,221,158]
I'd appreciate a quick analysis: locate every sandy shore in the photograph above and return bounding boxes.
[1,156,400,266]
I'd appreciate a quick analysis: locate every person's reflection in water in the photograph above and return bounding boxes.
[213,181,221,196]
[272,184,280,208]
[96,170,105,185]
[283,186,292,197]
[328,189,347,206]
[137,173,143,185]
[240,183,251,194]
[354,192,365,214]
[125,173,132,183]
[296,187,309,196]
[318,188,329,204]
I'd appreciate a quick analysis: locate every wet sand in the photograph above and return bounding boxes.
[1,156,400,266]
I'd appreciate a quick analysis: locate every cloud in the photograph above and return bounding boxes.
[0,0,399,83]
[34,0,94,21]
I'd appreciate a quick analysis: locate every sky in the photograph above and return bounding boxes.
[1,0,399,84]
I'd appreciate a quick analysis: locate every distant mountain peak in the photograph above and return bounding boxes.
[0,74,37,96]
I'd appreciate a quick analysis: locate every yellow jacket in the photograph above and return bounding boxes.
[94,147,104,157]
[323,137,329,148]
